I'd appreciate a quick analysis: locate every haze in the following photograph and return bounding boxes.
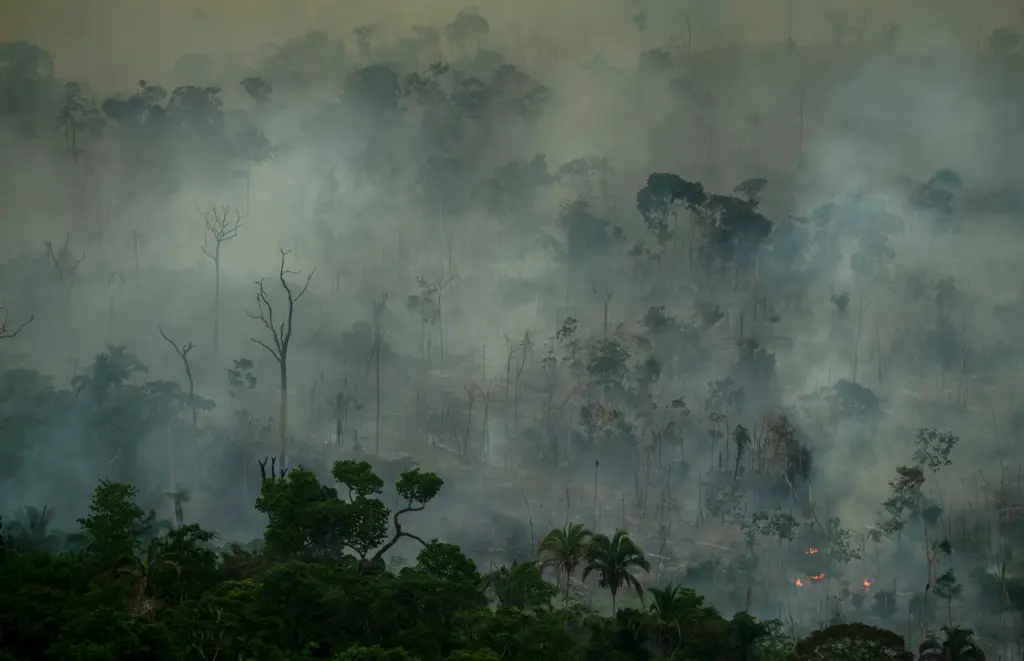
[1,0,1023,650]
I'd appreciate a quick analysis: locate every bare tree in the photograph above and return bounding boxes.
[592,281,614,339]
[246,249,314,469]
[44,235,86,296]
[513,330,533,425]
[200,204,245,355]
[159,326,198,429]
[0,306,34,341]
[369,293,388,455]
[108,271,126,323]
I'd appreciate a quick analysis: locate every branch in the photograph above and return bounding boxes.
[370,503,429,564]
[245,278,282,349]
[199,203,245,259]
[250,337,281,362]
[277,248,315,304]
[0,308,34,340]
[158,326,194,358]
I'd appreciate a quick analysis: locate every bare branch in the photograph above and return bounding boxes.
[199,203,245,261]
[158,326,194,358]
[247,251,314,365]
[0,307,34,340]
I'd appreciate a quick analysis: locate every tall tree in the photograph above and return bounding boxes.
[246,249,314,469]
[582,529,650,615]
[55,81,103,163]
[158,327,197,429]
[538,522,592,603]
[200,204,244,355]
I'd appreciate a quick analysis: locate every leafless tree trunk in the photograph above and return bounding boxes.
[246,249,315,469]
[45,235,86,301]
[370,293,388,455]
[592,282,614,339]
[851,293,872,383]
[159,326,198,429]
[200,204,245,356]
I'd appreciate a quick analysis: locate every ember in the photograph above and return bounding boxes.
[795,578,804,587]
[806,547,820,555]
[862,578,874,589]
[810,573,825,582]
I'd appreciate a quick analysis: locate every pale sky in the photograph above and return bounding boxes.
[0,0,1017,83]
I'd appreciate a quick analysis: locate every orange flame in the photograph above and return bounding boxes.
[810,573,825,582]
[863,578,874,589]
[795,578,804,587]
[806,547,820,555]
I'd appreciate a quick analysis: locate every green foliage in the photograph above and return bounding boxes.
[416,541,479,583]
[0,474,991,661]
[795,623,913,661]
[77,481,154,575]
[582,529,651,614]
[485,560,556,611]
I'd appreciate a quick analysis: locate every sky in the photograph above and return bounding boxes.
[2,0,1018,85]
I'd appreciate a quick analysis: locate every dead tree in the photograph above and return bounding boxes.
[246,249,314,470]
[108,271,126,323]
[159,326,198,428]
[44,235,86,296]
[200,204,245,355]
[0,306,34,341]
[368,293,388,455]
[513,330,533,425]
[258,456,289,482]
[592,281,614,339]
[447,385,476,464]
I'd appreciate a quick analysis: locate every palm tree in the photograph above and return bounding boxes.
[119,538,180,618]
[72,346,148,405]
[538,522,592,603]
[649,583,704,658]
[582,529,651,615]
[919,626,985,661]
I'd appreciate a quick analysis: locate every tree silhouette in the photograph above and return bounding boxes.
[55,81,103,162]
[583,529,651,614]
[246,249,314,470]
[200,204,244,355]
[538,522,592,602]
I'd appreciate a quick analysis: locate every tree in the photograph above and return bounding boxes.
[200,204,244,355]
[795,623,913,661]
[76,481,154,576]
[240,76,273,105]
[582,529,651,615]
[919,626,985,661]
[538,522,592,602]
[371,293,387,455]
[55,81,103,163]
[933,569,963,631]
[247,249,314,470]
[158,327,198,428]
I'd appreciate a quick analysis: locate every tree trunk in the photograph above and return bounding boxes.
[375,331,382,455]
[279,360,288,468]
[213,245,221,355]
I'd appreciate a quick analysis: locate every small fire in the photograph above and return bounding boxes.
[795,578,804,587]
[806,547,820,555]
[863,578,874,589]
[810,573,826,582]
